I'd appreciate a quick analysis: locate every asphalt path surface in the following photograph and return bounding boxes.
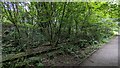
[80,36,118,66]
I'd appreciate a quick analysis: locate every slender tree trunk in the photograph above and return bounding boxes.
[55,2,67,46]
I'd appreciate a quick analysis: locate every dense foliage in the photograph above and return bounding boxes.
[0,2,119,67]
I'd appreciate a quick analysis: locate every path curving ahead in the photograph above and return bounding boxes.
[80,36,118,66]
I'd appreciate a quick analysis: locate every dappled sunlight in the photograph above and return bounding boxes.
[0,1,119,67]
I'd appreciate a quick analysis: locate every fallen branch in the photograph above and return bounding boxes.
[2,46,60,63]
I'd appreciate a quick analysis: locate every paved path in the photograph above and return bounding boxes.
[80,36,118,66]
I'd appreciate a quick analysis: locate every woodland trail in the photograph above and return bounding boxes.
[80,36,119,66]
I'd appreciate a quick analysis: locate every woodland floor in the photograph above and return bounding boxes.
[80,36,119,66]
[1,34,119,67]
